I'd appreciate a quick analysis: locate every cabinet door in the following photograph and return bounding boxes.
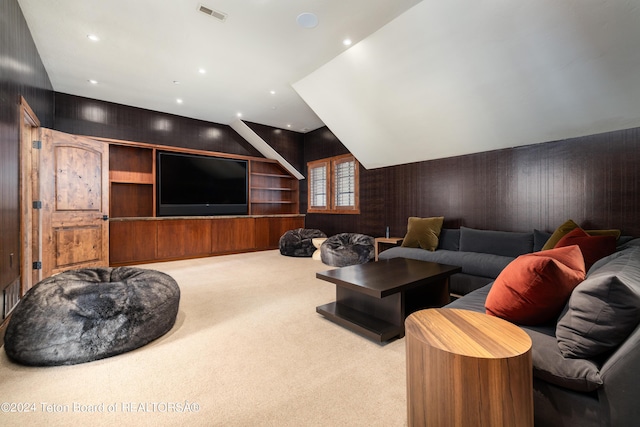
[211,218,256,253]
[255,217,304,250]
[157,219,212,260]
[110,220,157,265]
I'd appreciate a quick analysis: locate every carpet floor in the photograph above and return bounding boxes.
[0,250,407,426]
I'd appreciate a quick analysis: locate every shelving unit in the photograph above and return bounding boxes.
[250,160,299,215]
[109,144,155,218]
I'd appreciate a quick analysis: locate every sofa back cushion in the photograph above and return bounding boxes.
[437,229,460,251]
[459,227,533,257]
[556,246,640,359]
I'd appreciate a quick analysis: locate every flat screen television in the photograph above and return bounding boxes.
[157,151,248,216]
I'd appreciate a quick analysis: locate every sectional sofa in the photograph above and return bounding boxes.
[379,226,547,295]
[381,226,640,426]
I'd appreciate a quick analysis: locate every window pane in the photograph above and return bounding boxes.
[335,160,355,207]
[310,165,327,207]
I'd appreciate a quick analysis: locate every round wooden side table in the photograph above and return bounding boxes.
[405,308,533,427]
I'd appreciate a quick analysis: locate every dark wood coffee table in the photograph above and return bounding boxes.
[316,258,462,342]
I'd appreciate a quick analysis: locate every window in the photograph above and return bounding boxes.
[307,154,359,214]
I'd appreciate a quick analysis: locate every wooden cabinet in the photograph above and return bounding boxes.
[103,138,304,265]
[110,215,303,265]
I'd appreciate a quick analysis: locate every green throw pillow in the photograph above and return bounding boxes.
[542,219,579,250]
[400,216,444,251]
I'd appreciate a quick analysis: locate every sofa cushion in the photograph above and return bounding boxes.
[556,247,640,359]
[437,228,460,251]
[485,246,586,325]
[378,247,513,279]
[554,227,617,271]
[534,229,553,252]
[524,325,603,392]
[448,284,604,392]
[400,216,444,251]
[459,227,533,258]
[542,219,580,250]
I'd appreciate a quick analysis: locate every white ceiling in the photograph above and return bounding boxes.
[294,0,640,168]
[18,0,640,169]
[17,0,421,133]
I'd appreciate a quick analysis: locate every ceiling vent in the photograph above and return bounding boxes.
[198,4,227,22]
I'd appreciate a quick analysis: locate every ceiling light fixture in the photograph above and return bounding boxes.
[173,80,181,84]
[343,38,352,46]
[198,68,206,74]
[270,90,276,95]
[87,34,100,42]
[297,12,318,29]
[236,112,243,118]
[176,98,183,104]
[88,79,98,84]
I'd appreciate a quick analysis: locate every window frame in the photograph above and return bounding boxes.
[307,154,360,214]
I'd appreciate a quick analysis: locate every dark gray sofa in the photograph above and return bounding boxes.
[447,239,640,427]
[379,227,546,295]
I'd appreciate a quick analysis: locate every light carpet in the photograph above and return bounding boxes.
[0,250,407,426]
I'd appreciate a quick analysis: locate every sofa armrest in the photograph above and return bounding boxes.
[597,324,640,426]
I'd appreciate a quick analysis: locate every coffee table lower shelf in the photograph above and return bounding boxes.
[316,302,403,342]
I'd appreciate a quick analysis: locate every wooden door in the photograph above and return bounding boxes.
[40,129,109,278]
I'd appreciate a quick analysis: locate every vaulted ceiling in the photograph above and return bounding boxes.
[18,0,640,169]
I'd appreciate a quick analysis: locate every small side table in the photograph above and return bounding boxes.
[374,237,403,261]
[311,237,327,261]
[405,308,533,427]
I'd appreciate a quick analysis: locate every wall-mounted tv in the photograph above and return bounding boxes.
[157,151,248,216]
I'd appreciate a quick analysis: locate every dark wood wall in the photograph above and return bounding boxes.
[55,93,261,157]
[304,127,640,238]
[0,0,54,294]
[53,95,306,175]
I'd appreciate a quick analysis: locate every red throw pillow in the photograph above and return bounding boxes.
[554,227,616,271]
[485,246,586,325]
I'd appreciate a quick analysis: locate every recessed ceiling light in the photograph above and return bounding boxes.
[270,90,276,95]
[176,98,183,104]
[297,12,318,29]
[88,79,98,84]
[87,34,100,42]
[236,112,243,118]
[198,68,206,74]
[287,124,292,128]
[173,80,181,84]
[343,38,352,46]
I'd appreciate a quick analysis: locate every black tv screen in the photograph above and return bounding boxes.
[157,151,248,216]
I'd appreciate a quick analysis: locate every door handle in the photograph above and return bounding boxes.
[102,215,109,221]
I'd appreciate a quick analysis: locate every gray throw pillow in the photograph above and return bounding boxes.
[556,250,640,359]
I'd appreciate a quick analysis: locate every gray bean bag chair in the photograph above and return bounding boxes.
[320,233,375,267]
[279,228,327,257]
[3,267,180,366]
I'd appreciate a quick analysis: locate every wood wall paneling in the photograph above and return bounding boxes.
[54,93,263,157]
[1,0,54,306]
[303,126,640,239]
[245,121,305,174]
